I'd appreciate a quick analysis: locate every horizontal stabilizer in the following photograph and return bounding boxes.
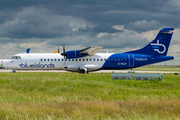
[160,28,174,32]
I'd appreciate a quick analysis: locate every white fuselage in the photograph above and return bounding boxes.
[3,53,113,72]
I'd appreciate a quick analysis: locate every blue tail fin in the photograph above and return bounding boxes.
[126,28,174,56]
[25,48,30,53]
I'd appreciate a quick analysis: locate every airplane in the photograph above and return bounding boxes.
[2,28,174,73]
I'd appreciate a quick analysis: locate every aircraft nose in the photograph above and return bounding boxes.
[1,62,7,68]
[1,60,11,69]
[0,60,4,68]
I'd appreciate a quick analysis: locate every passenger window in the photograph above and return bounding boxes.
[83,59,85,61]
[65,59,67,61]
[48,59,50,61]
[90,59,92,61]
[79,59,81,61]
[115,59,116,61]
[104,59,106,61]
[111,59,113,61]
[54,59,56,61]
[51,59,53,61]
[86,59,88,61]
[72,59,74,61]
[69,59,70,61]
[44,59,46,61]
[101,59,103,61]
[97,59,99,61]
[76,59,78,61]
[58,59,60,61]
[118,59,120,61]
[40,59,43,61]
[62,59,64,61]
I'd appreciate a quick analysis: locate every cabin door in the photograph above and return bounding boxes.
[129,55,134,67]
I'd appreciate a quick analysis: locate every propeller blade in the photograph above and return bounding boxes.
[64,45,66,59]
[63,45,65,54]
[58,47,60,53]
[60,45,66,59]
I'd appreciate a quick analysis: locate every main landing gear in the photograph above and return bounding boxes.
[78,68,89,74]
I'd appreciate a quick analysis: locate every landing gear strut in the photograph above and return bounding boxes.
[12,69,16,73]
[78,68,88,74]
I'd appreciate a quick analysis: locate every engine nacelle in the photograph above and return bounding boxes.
[65,50,88,59]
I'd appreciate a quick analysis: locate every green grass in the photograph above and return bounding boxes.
[0,72,180,119]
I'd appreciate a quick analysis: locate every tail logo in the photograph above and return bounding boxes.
[151,40,166,54]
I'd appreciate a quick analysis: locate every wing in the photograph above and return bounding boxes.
[79,46,102,56]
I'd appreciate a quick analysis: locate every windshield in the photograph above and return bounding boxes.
[11,56,21,59]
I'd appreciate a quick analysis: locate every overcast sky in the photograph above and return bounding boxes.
[0,0,180,64]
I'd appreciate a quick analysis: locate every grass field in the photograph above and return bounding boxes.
[0,70,180,119]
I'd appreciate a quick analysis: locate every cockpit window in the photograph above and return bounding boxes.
[11,56,21,59]
[11,56,15,59]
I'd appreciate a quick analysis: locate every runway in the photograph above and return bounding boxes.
[0,69,178,74]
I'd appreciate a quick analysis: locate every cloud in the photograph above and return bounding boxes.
[78,23,123,34]
[0,6,90,39]
[47,26,150,51]
[124,20,163,32]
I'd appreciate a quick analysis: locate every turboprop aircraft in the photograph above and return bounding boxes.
[2,28,174,73]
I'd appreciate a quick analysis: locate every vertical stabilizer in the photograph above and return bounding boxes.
[126,28,174,56]
[25,48,30,53]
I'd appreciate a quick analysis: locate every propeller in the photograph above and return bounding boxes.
[58,47,60,53]
[61,45,66,59]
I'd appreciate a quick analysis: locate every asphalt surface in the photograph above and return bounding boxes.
[0,69,178,73]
